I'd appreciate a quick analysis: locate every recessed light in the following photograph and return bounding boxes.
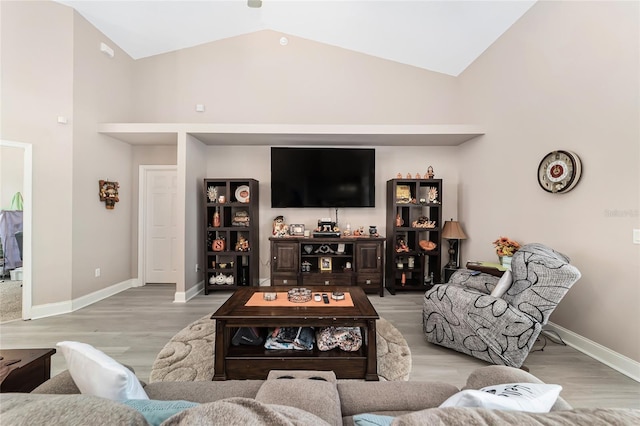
[280,37,288,46]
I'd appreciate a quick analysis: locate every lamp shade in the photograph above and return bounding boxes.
[442,219,467,240]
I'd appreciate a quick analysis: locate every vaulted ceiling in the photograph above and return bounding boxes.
[55,0,536,76]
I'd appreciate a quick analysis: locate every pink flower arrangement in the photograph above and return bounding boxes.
[492,236,521,257]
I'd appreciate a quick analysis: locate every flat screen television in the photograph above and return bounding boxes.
[271,147,375,208]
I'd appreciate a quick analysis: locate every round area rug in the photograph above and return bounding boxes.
[149,316,411,383]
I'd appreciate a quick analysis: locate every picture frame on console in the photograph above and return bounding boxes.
[289,224,305,236]
[320,257,332,271]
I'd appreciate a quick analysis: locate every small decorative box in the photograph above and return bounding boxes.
[287,287,312,303]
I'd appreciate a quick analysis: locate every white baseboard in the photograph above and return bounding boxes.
[30,279,135,320]
[545,322,640,383]
[174,280,203,303]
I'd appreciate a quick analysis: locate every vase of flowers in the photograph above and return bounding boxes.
[492,236,521,268]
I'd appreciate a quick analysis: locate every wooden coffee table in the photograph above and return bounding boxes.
[0,348,56,393]
[211,286,379,381]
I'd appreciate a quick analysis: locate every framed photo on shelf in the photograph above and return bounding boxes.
[289,224,305,236]
[396,184,411,203]
[320,257,332,271]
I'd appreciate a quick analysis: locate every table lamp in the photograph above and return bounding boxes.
[442,219,467,269]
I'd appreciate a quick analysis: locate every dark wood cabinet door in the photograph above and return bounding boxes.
[271,240,299,274]
[356,241,382,274]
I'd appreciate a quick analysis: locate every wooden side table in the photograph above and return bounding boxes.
[0,348,56,393]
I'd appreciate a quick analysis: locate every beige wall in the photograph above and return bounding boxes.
[1,1,75,305]
[71,12,135,298]
[131,30,462,125]
[1,1,136,305]
[0,146,24,209]
[182,135,207,295]
[458,1,640,361]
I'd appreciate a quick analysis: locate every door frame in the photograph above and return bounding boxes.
[137,165,177,287]
[0,140,32,319]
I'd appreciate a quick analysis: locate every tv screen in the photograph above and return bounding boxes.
[271,147,375,208]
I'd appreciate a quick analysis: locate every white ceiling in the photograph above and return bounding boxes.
[55,0,536,76]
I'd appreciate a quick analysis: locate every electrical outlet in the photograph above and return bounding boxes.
[633,229,640,245]
[95,268,101,278]
[195,263,200,272]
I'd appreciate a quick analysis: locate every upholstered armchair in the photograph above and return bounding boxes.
[422,243,581,368]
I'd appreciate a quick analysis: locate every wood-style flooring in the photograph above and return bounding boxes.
[1,284,638,409]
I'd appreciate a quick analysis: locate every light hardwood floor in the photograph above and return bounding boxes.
[1,284,638,408]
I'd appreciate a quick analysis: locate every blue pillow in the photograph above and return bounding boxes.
[122,399,198,426]
[353,413,395,426]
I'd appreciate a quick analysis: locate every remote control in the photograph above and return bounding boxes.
[470,270,481,276]
[322,293,330,304]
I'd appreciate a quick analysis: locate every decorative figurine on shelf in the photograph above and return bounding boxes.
[395,214,404,226]
[427,187,439,203]
[354,226,365,236]
[272,215,289,237]
[396,173,402,178]
[396,237,410,252]
[426,165,435,179]
[235,235,250,252]
[212,208,221,227]
[369,225,378,237]
[207,186,218,203]
[415,173,421,179]
[212,236,226,252]
[343,223,352,237]
[406,173,412,179]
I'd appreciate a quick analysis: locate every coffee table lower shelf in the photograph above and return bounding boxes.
[223,345,368,380]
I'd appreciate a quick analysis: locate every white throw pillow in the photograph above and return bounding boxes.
[439,383,562,413]
[57,341,148,401]
[490,270,513,298]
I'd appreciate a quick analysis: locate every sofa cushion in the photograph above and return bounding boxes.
[57,341,148,401]
[255,375,342,426]
[462,365,572,411]
[160,397,331,425]
[439,383,562,413]
[338,381,459,416]
[0,393,148,425]
[391,407,640,425]
[122,399,199,426]
[490,270,513,298]
[143,380,263,403]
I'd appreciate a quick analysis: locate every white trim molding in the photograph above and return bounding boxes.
[174,280,204,303]
[545,322,640,383]
[30,279,136,320]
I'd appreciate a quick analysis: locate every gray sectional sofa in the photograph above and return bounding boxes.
[2,366,639,425]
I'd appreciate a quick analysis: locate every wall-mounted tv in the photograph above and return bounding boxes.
[271,147,375,208]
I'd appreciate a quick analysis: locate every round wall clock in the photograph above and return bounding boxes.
[537,150,582,193]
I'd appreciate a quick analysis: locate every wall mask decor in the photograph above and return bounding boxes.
[99,180,120,209]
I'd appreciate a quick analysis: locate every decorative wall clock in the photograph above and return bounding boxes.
[537,150,582,193]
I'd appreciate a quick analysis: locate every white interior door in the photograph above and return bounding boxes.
[144,168,178,284]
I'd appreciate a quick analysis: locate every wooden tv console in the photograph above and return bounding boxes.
[270,236,385,297]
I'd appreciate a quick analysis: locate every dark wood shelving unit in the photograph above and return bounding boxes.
[385,179,443,295]
[203,178,259,294]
